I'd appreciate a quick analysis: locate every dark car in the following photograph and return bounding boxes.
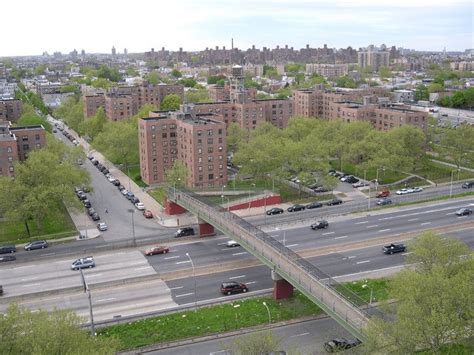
[376,198,392,206]
[306,201,323,209]
[87,207,96,216]
[345,176,359,184]
[102,168,110,175]
[143,210,153,218]
[324,338,361,353]
[266,207,284,215]
[112,179,121,186]
[131,197,140,204]
[462,181,474,189]
[313,186,329,193]
[383,243,406,254]
[310,220,329,230]
[91,213,100,221]
[0,245,16,254]
[24,240,48,251]
[455,207,472,216]
[118,184,126,191]
[327,199,343,206]
[78,193,87,201]
[83,199,91,208]
[220,281,248,295]
[174,227,194,238]
[0,285,3,295]
[92,160,99,166]
[126,192,135,200]
[0,255,16,263]
[96,163,103,170]
[287,204,306,212]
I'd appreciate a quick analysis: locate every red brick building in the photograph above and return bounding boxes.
[0,99,23,122]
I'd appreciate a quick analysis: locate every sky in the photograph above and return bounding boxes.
[2,0,472,56]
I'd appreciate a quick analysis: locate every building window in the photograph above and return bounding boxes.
[198,148,202,154]
[9,166,14,172]
[208,138,213,145]
[8,156,13,162]
[208,173,214,180]
[208,165,214,171]
[198,157,202,163]
[162,132,167,138]
[218,137,223,143]
[35,134,40,140]
[218,128,223,135]
[152,134,156,139]
[151,125,156,130]
[197,130,202,136]
[208,147,213,153]
[199,175,203,181]
[22,136,28,141]
[198,166,203,172]
[23,144,29,151]
[208,156,213,162]
[207,129,213,136]
[218,146,223,151]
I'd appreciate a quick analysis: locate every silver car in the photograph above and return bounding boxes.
[71,256,95,270]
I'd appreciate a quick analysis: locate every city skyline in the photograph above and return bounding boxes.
[2,0,471,57]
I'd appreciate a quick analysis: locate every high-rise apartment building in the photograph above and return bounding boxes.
[305,64,348,78]
[0,99,23,122]
[358,45,390,71]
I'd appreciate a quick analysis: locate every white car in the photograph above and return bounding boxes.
[97,223,108,231]
[396,188,412,195]
[121,189,129,196]
[107,176,116,183]
[412,187,423,193]
[135,202,145,210]
[226,240,240,247]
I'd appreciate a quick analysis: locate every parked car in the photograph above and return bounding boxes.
[135,202,145,210]
[327,199,343,206]
[87,207,96,216]
[455,207,472,216]
[461,181,474,189]
[92,160,99,166]
[313,186,329,193]
[345,176,359,184]
[91,213,100,221]
[102,168,110,175]
[118,185,126,191]
[375,190,390,198]
[0,285,2,295]
[83,199,91,208]
[306,201,323,209]
[352,181,369,188]
[0,255,16,263]
[145,246,169,256]
[107,176,116,183]
[143,210,153,218]
[0,245,16,254]
[226,240,240,247]
[24,240,48,251]
[113,179,121,186]
[97,222,108,231]
[287,204,306,212]
[121,189,129,196]
[266,207,284,215]
[324,338,361,353]
[126,192,135,200]
[220,281,248,295]
[383,243,406,254]
[174,227,195,238]
[78,193,87,201]
[376,198,392,206]
[310,220,329,230]
[131,197,140,204]
[71,256,95,270]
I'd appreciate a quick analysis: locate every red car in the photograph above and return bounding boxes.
[145,246,169,256]
[143,210,153,218]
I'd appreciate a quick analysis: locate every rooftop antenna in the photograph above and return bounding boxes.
[231,38,234,64]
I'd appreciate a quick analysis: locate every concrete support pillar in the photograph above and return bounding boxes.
[198,218,215,238]
[164,198,186,215]
[272,270,294,299]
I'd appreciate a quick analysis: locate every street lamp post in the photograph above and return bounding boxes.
[262,301,271,324]
[375,167,385,191]
[221,195,230,212]
[185,253,197,310]
[79,269,95,336]
[362,282,374,305]
[368,184,371,209]
[449,169,458,198]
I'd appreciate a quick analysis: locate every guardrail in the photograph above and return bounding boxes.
[168,187,382,341]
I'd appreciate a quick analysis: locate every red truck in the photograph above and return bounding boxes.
[376,190,390,198]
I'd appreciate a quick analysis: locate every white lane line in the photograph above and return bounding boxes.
[366,225,378,228]
[245,281,257,285]
[21,277,39,281]
[22,283,41,287]
[221,248,234,251]
[335,235,348,240]
[420,222,431,226]
[134,266,150,271]
[175,292,194,298]
[54,260,66,263]
[229,275,246,280]
[355,221,368,224]
[217,242,227,246]
[356,260,370,265]
[164,256,180,260]
[87,274,103,278]
[232,252,248,256]
[286,243,298,248]
[96,297,116,303]
[176,260,191,265]
[14,265,37,269]
[379,229,391,233]
[115,252,126,255]
[322,232,334,235]
[41,253,56,257]
[407,218,419,222]
[348,256,356,259]
[170,286,184,290]
[290,332,310,338]
[445,212,454,215]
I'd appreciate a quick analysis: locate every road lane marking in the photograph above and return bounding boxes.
[87,274,103,278]
[40,253,56,257]
[366,225,378,228]
[22,283,41,287]
[232,252,248,256]
[221,248,234,251]
[175,260,191,264]
[356,260,370,264]
[96,298,116,303]
[164,256,180,260]
[175,292,194,298]
[229,275,246,280]
[290,332,310,338]
[348,256,356,259]
[286,243,299,248]
[420,222,431,226]
[21,277,39,281]
[379,229,391,233]
[170,286,184,290]
[355,221,368,224]
[217,242,228,246]
[407,218,419,222]
[335,236,348,240]
[134,267,149,271]
[245,281,257,285]
[322,232,334,235]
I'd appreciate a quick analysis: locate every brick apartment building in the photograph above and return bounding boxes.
[83,84,184,121]
[139,111,227,188]
[0,99,23,122]
[305,64,348,78]
[358,45,390,72]
[0,121,46,177]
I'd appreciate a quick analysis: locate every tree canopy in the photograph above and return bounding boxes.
[160,94,181,111]
[164,160,188,188]
[97,65,121,82]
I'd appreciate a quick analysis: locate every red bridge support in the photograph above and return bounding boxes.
[272,270,294,299]
[198,218,215,238]
[164,198,186,215]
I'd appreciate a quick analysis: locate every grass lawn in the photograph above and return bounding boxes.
[329,161,408,184]
[342,279,390,305]
[0,207,77,245]
[122,165,148,188]
[148,187,167,205]
[413,160,474,183]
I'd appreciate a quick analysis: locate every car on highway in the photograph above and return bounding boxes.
[0,255,16,263]
[71,256,95,270]
[24,240,48,251]
[0,285,3,295]
[375,190,390,198]
[455,207,472,216]
[143,210,153,218]
[324,338,361,353]
[266,207,284,215]
[310,220,329,230]
[412,187,423,193]
[383,243,406,254]
[352,181,369,188]
[220,281,248,295]
[376,198,392,206]
[461,181,474,189]
[326,198,343,206]
[135,202,145,210]
[396,188,413,195]
[226,240,240,247]
[91,213,100,221]
[174,227,195,238]
[144,246,169,256]
[0,245,16,254]
[97,223,108,231]
[287,204,306,212]
[306,201,323,209]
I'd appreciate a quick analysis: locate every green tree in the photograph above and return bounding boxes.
[126,67,139,76]
[160,94,181,111]
[226,122,247,154]
[379,66,392,79]
[384,125,426,171]
[16,104,52,132]
[185,88,210,103]
[364,232,473,354]
[34,64,47,75]
[0,304,118,354]
[228,331,282,355]
[91,78,113,90]
[464,87,474,109]
[146,71,160,85]
[97,65,121,82]
[263,65,280,80]
[178,78,197,87]
[438,95,452,107]
[54,96,84,133]
[451,91,466,108]
[428,83,444,93]
[164,160,188,188]
[438,124,474,170]
[171,69,182,78]
[207,75,227,85]
[80,107,107,140]
[415,84,429,101]
[335,75,357,88]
